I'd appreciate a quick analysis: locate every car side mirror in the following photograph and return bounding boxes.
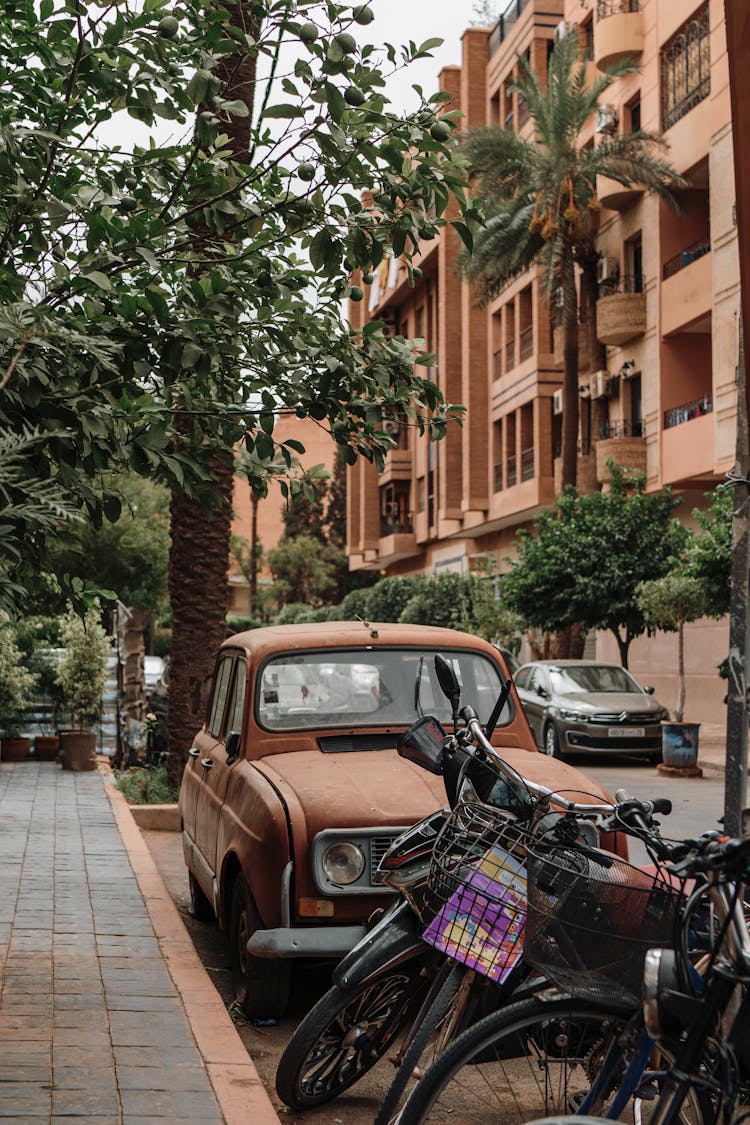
[537,686,549,699]
[226,730,241,764]
[644,685,655,695]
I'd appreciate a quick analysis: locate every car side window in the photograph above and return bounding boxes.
[515,668,530,690]
[529,669,545,696]
[226,657,247,736]
[207,656,233,738]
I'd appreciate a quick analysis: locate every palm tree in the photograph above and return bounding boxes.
[460,30,685,489]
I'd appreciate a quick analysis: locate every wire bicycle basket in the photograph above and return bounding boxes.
[421,800,533,984]
[525,842,684,1008]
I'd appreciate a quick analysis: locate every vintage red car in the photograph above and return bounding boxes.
[179,620,616,1018]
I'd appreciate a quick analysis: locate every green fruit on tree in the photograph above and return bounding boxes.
[344,84,365,107]
[118,196,137,213]
[412,267,423,279]
[430,120,452,142]
[349,285,364,301]
[362,271,373,284]
[299,21,318,44]
[157,15,179,38]
[298,162,315,181]
[334,31,357,54]
[353,4,374,24]
[309,403,327,420]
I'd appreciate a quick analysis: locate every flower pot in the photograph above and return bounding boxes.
[58,730,97,772]
[33,735,60,762]
[0,736,30,762]
[661,721,700,769]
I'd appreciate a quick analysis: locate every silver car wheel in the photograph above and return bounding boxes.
[544,723,560,758]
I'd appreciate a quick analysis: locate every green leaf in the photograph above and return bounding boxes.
[263,104,307,119]
[83,271,113,291]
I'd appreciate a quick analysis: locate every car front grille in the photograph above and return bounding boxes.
[369,833,402,876]
[590,713,657,725]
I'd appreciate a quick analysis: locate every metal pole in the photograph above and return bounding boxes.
[724,0,750,834]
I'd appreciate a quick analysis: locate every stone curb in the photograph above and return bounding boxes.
[129,802,181,831]
[103,778,281,1125]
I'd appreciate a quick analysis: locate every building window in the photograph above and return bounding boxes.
[380,483,412,536]
[627,93,641,133]
[661,5,710,131]
[581,18,594,62]
[625,233,643,293]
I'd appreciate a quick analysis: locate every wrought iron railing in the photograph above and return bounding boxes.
[494,463,504,492]
[520,447,534,481]
[662,236,711,279]
[663,394,713,430]
[598,419,645,439]
[598,272,644,297]
[489,0,532,54]
[661,8,710,130]
[519,325,533,361]
[597,0,640,17]
[506,454,517,488]
[380,516,414,537]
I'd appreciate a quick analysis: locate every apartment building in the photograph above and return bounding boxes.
[346,0,739,721]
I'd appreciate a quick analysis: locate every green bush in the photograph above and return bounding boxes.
[366,576,426,622]
[56,606,111,728]
[274,602,316,625]
[338,587,373,620]
[152,627,172,658]
[115,764,177,805]
[225,614,262,635]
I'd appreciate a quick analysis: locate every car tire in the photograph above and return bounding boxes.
[543,722,562,759]
[188,871,214,922]
[230,873,291,1020]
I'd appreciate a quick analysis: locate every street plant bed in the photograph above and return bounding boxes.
[115,764,177,806]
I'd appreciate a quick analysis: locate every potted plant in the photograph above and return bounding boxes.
[15,616,65,761]
[55,605,112,771]
[635,574,707,769]
[0,621,36,761]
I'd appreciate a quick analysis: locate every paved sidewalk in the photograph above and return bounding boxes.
[0,761,280,1124]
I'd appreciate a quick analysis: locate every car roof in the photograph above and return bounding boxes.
[519,659,625,669]
[223,621,501,662]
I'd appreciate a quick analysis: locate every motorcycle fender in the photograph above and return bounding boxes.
[334,899,422,990]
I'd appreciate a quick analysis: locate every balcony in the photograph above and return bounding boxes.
[520,446,534,481]
[519,325,533,363]
[660,242,711,336]
[595,0,643,70]
[661,398,714,485]
[596,174,643,212]
[379,447,412,485]
[488,0,532,56]
[377,516,419,565]
[597,276,646,345]
[595,420,646,483]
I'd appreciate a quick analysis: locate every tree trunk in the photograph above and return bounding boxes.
[249,490,259,614]
[675,621,686,722]
[165,1,259,788]
[560,253,579,490]
[613,628,630,669]
[580,262,607,467]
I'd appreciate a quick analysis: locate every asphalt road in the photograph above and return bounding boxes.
[142,754,730,1125]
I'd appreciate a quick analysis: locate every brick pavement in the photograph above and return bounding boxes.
[0,761,279,1124]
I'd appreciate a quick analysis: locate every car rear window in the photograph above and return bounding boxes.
[256,647,510,732]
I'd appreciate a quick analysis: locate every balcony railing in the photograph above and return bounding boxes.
[489,0,532,54]
[506,455,517,487]
[505,338,516,371]
[597,0,639,16]
[494,463,503,492]
[519,325,533,362]
[598,419,645,439]
[598,272,644,297]
[380,516,414,537]
[662,237,711,280]
[663,394,713,430]
[661,9,710,131]
[520,447,534,481]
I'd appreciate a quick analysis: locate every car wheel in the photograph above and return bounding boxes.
[230,873,291,1020]
[188,871,214,922]
[543,722,562,758]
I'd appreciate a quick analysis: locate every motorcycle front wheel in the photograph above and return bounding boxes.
[275,963,427,1108]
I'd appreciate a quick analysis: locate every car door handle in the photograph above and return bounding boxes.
[200,758,213,770]
[188,748,200,758]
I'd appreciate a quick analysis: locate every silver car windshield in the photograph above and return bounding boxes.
[256,647,509,731]
[549,665,641,695]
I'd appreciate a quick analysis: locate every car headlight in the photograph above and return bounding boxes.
[559,708,586,721]
[321,841,366,885]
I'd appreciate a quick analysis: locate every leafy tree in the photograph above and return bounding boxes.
[683,488,733,618]
[0,622,36,737]
[47,473,170,620]
[265,534,338,611]
[635,575,707,722]
[326,447,348,550]
[500,466,686,667]
[56,605,112,729]
[282,475,329,543]
[459,31,683,488]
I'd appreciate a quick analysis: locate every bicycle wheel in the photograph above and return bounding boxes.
[396,996,708,1125]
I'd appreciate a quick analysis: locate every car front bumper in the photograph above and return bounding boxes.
[247,924,368,959]
[562,722,663,754]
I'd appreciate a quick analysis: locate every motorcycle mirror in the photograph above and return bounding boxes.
[397,716,446,775]
[434,655,461,719]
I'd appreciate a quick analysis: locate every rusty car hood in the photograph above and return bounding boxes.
[253,744,614,836]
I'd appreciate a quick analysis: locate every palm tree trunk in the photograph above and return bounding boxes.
[165,0,259,788]
[560,253,579,490]
[580,262,607,461]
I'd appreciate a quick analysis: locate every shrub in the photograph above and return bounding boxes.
[274,602,316,625]
[56,606,111,728]
[0,622,36,736]
[115,764,177,804]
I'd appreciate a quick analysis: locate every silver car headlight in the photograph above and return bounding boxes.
[321,841,366,885]
[559,708,586,721]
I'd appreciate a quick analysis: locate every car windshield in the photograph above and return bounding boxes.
[256,647,509,731]
[548,665,641,695]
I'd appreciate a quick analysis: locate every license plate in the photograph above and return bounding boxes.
[608,727,645,738]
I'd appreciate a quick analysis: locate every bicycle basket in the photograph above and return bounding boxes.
[421,801,532,984]
[525,843,684,1008]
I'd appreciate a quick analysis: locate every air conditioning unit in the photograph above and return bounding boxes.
[554,19,572,42]
[590,369,610,399]
[383,501,399,517]
[596,256,619,285]
[595,104,618,135]
[381,418,400,436]
[552,388,564,415]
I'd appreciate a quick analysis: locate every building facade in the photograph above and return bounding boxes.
[346,0,739,723]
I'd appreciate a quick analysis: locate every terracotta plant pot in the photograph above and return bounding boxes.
[58,730,97,772]
[1,737,31,762]
[34,735,60,762]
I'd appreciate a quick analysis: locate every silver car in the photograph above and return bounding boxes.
[514,660,669,759]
